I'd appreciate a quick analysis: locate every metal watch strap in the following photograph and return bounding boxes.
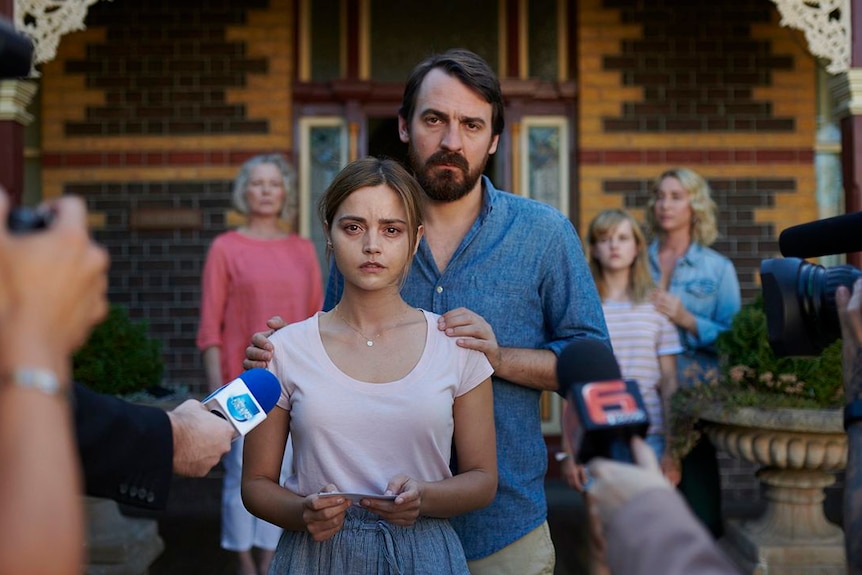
[9,368,65,398]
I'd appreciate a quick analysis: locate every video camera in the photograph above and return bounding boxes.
[761,211,862,357]
[0,16,33,79]
[1,16,43,232]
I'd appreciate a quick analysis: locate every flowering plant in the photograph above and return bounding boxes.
[669,297,843,459]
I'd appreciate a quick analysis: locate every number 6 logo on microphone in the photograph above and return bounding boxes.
[581,380,647,426]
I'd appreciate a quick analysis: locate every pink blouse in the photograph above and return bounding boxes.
[196,230,323,383]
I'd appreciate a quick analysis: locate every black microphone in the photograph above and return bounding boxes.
[557,339,649,463]
[203,368,280,440]
[0,17,34,79]
[778,211,862,259]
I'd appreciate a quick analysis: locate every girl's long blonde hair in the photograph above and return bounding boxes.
[587,208,655,303]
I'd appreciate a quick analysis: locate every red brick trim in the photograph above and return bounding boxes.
[42,150,281,168]
[579,149,814,164]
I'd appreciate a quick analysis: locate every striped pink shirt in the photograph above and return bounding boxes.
[603,300,683,434]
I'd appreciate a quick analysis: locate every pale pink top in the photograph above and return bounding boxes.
[268,309,494,496]
[196,230,323,383]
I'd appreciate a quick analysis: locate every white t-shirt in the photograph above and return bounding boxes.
[268,309,494,497]
[602,300,683,434]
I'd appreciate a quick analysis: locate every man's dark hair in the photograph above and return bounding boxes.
[398,48,505,137]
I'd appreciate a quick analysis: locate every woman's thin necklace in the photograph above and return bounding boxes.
[335,306,382,347]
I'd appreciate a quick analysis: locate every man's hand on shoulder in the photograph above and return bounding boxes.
[437,307,501,365]
[168,400,234,477]
[242,315,286,370]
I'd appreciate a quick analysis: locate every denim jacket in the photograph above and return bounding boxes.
[325,176,608,560]
[648,241,741,385]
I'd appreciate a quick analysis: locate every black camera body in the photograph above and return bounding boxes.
[1,18,42,233]
[762,211,862,357]
[761,258,861,356]
[1,18,36,225]
[7,206,51,234]
[0,16,34,78]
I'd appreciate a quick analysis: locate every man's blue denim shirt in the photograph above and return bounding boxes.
[325,176,608,560]
[648,240,741,386]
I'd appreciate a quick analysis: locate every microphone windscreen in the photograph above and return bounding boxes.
[556,338,619,397]
[0,18,34,78]
[778,211,862,258]
[240,368,280,414]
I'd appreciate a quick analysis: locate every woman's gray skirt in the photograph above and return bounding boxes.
[268,506,469,575]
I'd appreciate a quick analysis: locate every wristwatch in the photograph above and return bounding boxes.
[554,451,571,463]
[8,368,66,399]
[844,400,862,431]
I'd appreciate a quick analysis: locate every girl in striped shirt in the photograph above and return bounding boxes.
[561,209,683,575]
[561,208,682,485]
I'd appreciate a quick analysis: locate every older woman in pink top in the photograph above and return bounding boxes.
[196,153,322,575]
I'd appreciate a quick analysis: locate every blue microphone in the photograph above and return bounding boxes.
[203,368,280,439]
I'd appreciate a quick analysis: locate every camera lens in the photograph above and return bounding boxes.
[761,257,862,356]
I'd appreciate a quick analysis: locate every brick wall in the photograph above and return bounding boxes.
[66,180,227,384]
[63,0,269,137]
[39,0,295,392]
[602,176,794,300]
[578,0,818,305]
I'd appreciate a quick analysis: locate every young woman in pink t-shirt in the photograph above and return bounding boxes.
[197,154,322,575]
[241,157,497,574]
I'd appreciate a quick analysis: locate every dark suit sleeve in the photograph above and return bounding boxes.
[73,383,174,510]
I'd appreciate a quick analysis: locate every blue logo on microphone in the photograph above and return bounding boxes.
[226,394,260,422]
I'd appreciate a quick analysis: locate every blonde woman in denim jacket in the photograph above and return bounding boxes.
[645,167,741,539]
[646,168,741,385]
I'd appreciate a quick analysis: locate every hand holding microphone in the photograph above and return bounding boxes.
[168,369,281,477]
[585,436,672,526]
[167,400,235,477]
[168,369,280,477]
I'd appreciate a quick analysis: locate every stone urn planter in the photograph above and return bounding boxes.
[84,497,164,575]
[700,405,846,575]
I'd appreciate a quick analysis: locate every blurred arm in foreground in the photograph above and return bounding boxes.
[586,436,739,575]
[837,278,862,575]
[0,192,109,575]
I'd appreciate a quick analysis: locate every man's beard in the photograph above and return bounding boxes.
[408,146,487,203]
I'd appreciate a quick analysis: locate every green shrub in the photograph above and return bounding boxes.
[669,297,843,458]
[72,304,165,395]
[715,297,843,408]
